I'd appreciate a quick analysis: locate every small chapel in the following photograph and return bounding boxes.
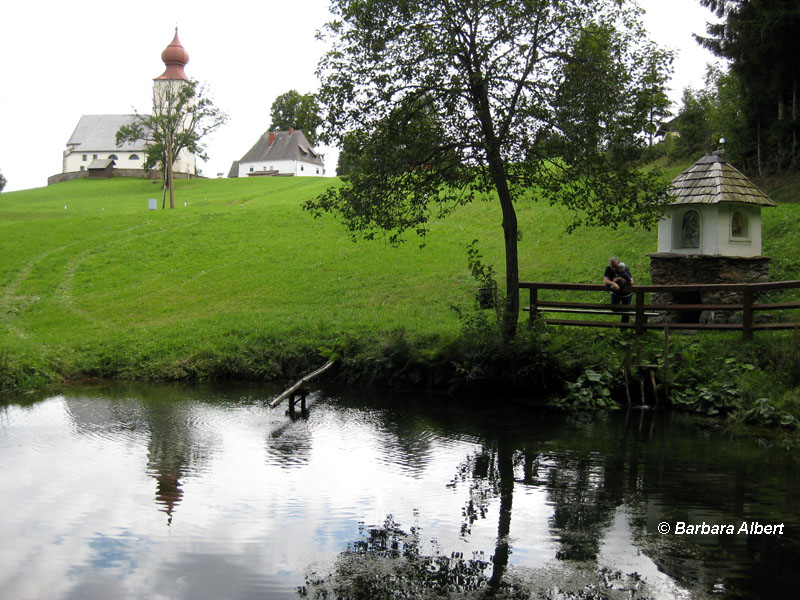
[51,30,196,184]
[648,152,777,321]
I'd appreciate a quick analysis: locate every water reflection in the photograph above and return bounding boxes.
[0,384,797,599]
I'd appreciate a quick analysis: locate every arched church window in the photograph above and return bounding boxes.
[681,210,700,249]
[130,154,140,161]
[108,154,118,161]
[731,210,748,238]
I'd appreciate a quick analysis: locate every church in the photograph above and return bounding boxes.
[50,30,196,184]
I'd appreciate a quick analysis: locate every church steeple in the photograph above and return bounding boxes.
[154,28,189,81]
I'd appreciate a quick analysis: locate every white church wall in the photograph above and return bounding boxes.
[63,150,146,174]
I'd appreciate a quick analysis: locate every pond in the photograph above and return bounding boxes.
[0,382,797,599]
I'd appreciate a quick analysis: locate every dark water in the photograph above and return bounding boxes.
[0,382,797,599]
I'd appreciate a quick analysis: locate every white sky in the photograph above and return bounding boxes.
[0,0,722,192]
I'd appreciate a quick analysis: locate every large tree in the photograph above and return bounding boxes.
[0,169,6,193]
[268,90,322,146]
[305,0,672,339]
[116,79,227,209]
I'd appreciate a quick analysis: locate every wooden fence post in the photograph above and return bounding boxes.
[529,287,538,324]
[635,290,645,337]
[742,290,753,341]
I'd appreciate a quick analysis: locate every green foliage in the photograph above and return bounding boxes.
[553,369,620,411]
[669,65,746,164]
[742,398,798,430]
[670,380,741,416]
[0,169,6,193]
[268,90,322,146]
[466,239,498,309]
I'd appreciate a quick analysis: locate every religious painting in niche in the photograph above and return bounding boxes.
[681,210,700,248]
[731,210,748,238]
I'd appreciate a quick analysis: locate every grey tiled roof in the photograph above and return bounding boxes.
[67,115,150,152]
[668,154,776,207]
[239,130,324,166]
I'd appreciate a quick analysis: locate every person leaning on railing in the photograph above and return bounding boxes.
[603,257,634,323]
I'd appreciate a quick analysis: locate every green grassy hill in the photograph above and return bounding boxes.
[1,170,798,391]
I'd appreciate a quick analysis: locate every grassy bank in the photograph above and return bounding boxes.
[0,175,653,383]
[1,171,799,428]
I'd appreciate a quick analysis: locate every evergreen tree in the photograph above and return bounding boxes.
[696,0,800,172]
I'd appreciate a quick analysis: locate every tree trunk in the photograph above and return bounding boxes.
[471,74,520,340]
[757,120,763,177]
[167,133,175,209]
[484,150,520,341]
[498,185,520,341]
[487,441,514,593]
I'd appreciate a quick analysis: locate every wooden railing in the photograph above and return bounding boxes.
[520,280,800,340]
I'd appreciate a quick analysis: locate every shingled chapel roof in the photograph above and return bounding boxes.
[667,153,776,207]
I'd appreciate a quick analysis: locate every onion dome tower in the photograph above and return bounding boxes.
[155,28,189,82]
[152,28,196,176]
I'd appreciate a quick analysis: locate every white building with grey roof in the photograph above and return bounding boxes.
[56,30,196,180]
[63,115,150,174]
[231,128,325,178]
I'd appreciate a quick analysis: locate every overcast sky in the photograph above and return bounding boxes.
[0,0,721,192]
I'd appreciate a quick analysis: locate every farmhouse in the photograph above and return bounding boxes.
[52,30,196,184]
[230,128,325,177]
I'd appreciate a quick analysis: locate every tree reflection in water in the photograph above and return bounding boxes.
[300,409,664,600]
[299,515,500,599]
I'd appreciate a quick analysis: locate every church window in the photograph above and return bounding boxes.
[681,210,700,249]
[249,166,254,172]
[93,154,98,159]
[80,166,85,171]
[130,154,140,160]
[108,154,118,161]
[82,155,87,161]
[731,210,748,239]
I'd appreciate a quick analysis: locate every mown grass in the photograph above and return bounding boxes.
[1,170,799,423]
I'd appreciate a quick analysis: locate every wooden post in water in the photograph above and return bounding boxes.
[624,343,632,406]
[270,361,335,409]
